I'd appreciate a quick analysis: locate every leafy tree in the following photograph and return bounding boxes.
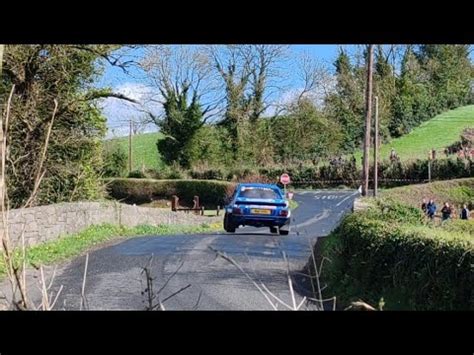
[417,45,472,111]
[157,89,203,168]
[271,99,343,163]
[140,45,214,169]
[374,45,397,142]
[0,45,128,207]
[186,125,233,168]
[325,48,365,151]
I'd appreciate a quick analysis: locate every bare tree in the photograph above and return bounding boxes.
[140,45,220,126]
[131,115,151,135]
[248,45,288,122]
[294,53,334,107]
[206,45,288,159]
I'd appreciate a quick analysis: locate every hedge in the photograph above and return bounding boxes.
[105,178,235,208]
[319,201,473,310]
[189,157,474,189]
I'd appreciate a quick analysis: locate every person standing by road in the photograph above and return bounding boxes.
[390,148,397,162]
[441,202,452,223]
[427,199,437,220]
[460,204,470,220]
[421,198,428,214]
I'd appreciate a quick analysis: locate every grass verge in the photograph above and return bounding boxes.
[289,199,299,210]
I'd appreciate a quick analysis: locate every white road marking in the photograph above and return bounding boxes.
[314,194,343,200]
[293,209,330,229]
[336,191,360,207]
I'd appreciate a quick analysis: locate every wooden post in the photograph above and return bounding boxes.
[193,196,200,215]
[362,44,374,197]
[217,205,220,216]
[428,158,432,183]
[201,206,205,216]
[171,195,178,211]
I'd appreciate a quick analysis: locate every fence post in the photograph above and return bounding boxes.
[428,155,432,183]
[171,195,178,212]
[193,196,200,215]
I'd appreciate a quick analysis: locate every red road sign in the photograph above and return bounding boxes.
[280,173,291,185]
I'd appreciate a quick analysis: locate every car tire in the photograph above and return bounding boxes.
[224,213,236,233]
[269,226,278,234]
[279,221,290,235]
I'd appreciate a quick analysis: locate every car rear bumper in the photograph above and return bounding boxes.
[232,215,290,227]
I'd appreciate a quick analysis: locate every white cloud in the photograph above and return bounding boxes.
[99,82,162,138]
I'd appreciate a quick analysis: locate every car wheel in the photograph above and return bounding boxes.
[269,226,278,234]
[279,221,290,235]
[224,213,236,233]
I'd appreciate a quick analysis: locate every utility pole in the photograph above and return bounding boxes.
[362,44,374,197]
[428,151,432,183]
[129,119,133,173]
[373,96,379,197]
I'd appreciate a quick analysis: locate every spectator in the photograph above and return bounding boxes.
[389,148,397,162]
[427,199,436,220]
[460,204,470,220]
[421,198,428,214]
[441,202,452,222]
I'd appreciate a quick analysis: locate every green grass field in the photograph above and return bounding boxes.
[106,105,474,171]
[354,105,474,163]
[105,132,164,170]
[381,177,474,209]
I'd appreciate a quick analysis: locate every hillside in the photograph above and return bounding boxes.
[105,132,164,170]
[355,105,474,163]
[381,178,474,209]
[105,106,474,172]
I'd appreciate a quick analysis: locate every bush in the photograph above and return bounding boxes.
[185,155,473,190]
[190,167,227,181]
[105,178,235,208]
[127,170,147,179]
[102,146,127,178]
[322,202,473,310]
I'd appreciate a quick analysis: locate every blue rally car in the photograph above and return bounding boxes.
[223,183,291,235]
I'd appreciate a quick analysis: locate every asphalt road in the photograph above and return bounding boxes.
[46,189,358,310]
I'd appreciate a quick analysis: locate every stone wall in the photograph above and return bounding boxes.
[0,201,222,248]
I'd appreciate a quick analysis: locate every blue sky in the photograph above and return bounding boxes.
[99,45,342,86]
[99,45,351,137]
[98,45,473,137]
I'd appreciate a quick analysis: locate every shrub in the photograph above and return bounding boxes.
[127,170,147,179]
[322,204,473,310]
[102,146,127,178]
[105,178,235,208]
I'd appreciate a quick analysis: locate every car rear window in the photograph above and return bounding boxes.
[239,187,280,199]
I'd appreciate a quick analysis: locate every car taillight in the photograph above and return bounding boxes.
[279,210,288,217]
[232,207,242,214]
